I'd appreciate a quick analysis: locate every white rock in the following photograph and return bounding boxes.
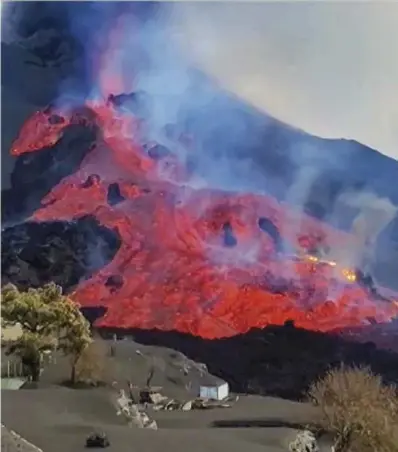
[289,430,319,452]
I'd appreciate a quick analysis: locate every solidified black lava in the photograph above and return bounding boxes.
[97,325,398,401]
[258,217,283,253]
[105,274,124,290]
[146,144,171,161]
[356,269,390,302]
[2,120,97,224]
[108,91,152,119]
[48,114,66,125]
[81,174,101,188]
[222,222,237,247]
[107,183,126,206]
[80,306,108,328]
[1,215,121,292]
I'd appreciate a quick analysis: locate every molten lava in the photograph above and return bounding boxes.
[10,99,398,338]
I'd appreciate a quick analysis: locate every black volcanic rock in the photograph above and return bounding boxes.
[99,325,398,401]
[2,122,97,225]
[107,183,126,206]
[108,91,152,120]
[1,215,121,292]
[146,144,171,161]
[80,306,108,328]
[81,174,101,188]
[258,217,283,253]
[105,274,124,290]
[222,222,237,247]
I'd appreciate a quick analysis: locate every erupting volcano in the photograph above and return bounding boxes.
[3,5,398,339]
[6,92,398,339]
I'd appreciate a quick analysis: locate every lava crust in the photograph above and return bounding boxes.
[4,98,398,338]
[2,110,97,224]
[1,215,121,292]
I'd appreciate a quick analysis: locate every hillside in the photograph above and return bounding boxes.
[2,2,398,339]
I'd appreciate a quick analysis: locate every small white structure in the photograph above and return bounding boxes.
[199,379,229,401]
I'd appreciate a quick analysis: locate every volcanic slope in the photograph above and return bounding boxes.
[4,100,398,339]
[2,215,121,291]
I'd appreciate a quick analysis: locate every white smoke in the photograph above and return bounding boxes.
[329,192,397,271]
[168,2,398,161]
[1,2,23,44]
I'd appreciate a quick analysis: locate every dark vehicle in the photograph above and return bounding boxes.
[85,432,110,448]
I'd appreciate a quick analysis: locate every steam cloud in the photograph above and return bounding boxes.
[169,2,398,162]
[331,192,397,272]
[57,2,275,194]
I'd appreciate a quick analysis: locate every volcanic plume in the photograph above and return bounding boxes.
[5,93,398,339]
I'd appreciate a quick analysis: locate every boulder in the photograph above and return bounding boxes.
[181,400,193,411]
[289,430,319,452]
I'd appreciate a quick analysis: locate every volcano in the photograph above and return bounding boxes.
[2,94,398,339]
[2,2,398,340]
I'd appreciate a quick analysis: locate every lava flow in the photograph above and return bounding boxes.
[9,98,398,339]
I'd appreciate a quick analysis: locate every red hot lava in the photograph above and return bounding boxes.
[9,99,398,338]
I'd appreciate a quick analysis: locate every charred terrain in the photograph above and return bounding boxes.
[97,323,398,400]
[1,215,120,291]
[1,337,330,452]
[2,3,398,451]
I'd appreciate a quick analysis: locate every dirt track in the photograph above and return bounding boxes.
[1,339,329,452]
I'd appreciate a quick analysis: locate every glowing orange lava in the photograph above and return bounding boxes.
[10,99,398,338]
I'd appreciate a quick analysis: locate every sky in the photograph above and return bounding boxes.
[168,1,398,161]
[1,1,397,161]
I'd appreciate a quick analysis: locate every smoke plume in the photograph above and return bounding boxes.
[168,2,398,161]
[331,192,398,271]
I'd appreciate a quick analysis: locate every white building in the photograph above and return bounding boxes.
[199,377,229,401]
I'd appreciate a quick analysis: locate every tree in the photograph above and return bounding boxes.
[73,340,108,386]
[308,365,398,452]
[57,308,93,385]
[1,283,91,383]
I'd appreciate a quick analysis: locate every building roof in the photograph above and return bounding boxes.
[198,375,228,387]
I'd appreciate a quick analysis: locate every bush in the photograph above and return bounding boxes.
[74,341,108,386]
[308,365,398,452]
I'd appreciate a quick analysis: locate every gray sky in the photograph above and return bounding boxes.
[1,1,397,161]
[169,1,398,161]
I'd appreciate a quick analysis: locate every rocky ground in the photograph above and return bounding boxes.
[2,325,398,451]
[1,338,333,452]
